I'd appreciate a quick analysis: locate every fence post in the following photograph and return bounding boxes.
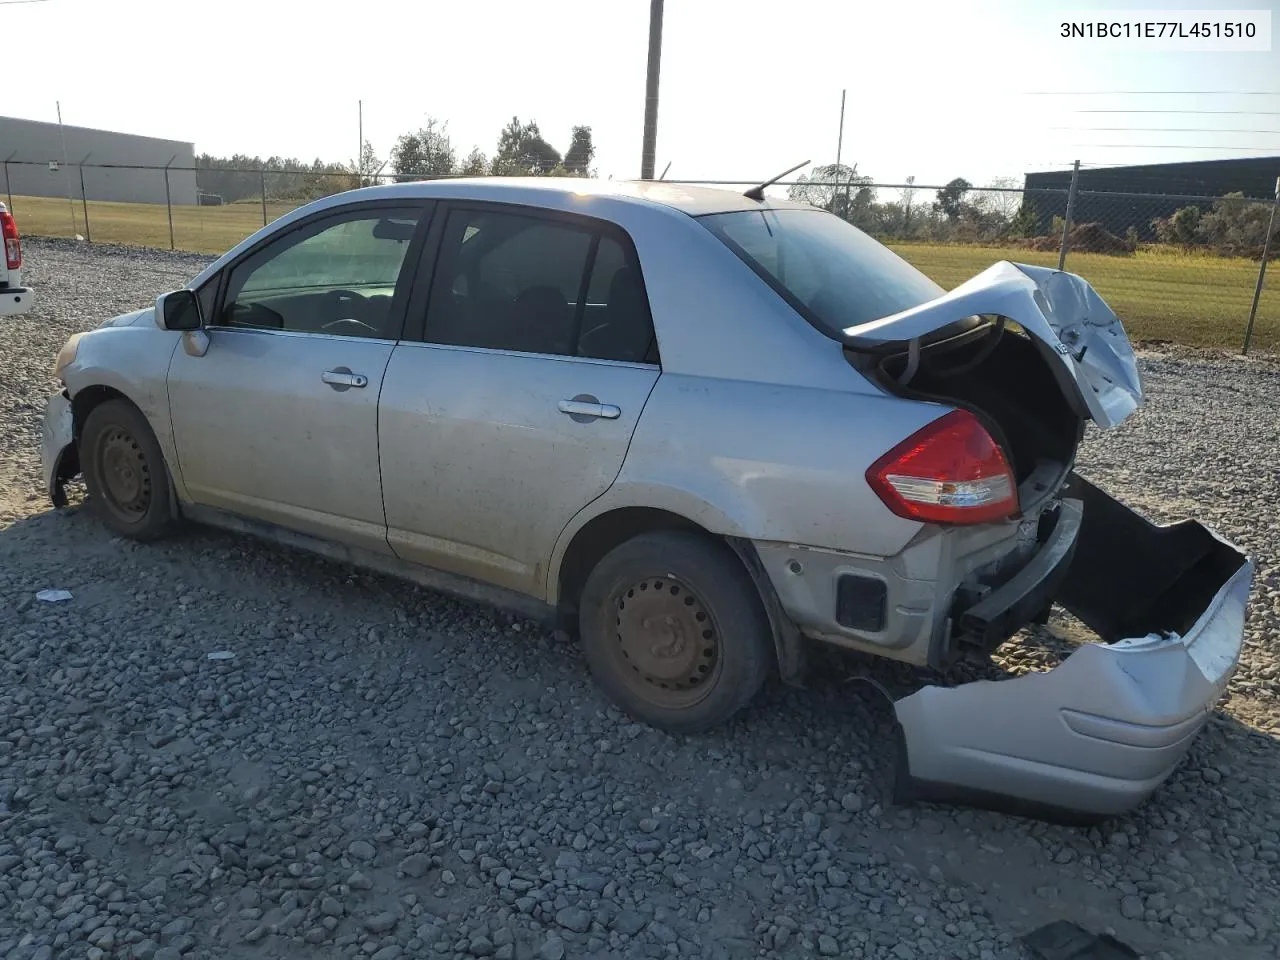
[163,155,176,250]
[78,153,92,243]
[3,152,13,211]
[1242,176,1280,356]
[1057,159,1080,271]
[260,169,268,226]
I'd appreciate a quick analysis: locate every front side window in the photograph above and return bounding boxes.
[219,208,422,339]
[424,208,658,363]
[699,208,943,337]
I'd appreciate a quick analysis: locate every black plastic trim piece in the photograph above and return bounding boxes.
[953,499,1081,652]
[835,574,887,631]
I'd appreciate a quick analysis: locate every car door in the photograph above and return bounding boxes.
[378,203,661,596]
[167,202,430,553]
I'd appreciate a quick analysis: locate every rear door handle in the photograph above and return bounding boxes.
[321,368,368,390]
[559,398,621,421]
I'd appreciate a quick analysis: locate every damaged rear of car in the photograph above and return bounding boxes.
[705,207,1251,819]
[842,262,1250,818]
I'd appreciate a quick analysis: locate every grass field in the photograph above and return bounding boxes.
[887,242,1278,353]
[6,193,302,254]
[7,193,1277,353]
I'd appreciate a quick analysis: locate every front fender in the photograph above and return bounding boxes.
[62,327,186,500]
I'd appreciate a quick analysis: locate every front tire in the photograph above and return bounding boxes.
[578,531,774,733]
[81,399,178,541]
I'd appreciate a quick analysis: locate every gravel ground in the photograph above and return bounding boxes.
[2,238,1280,960]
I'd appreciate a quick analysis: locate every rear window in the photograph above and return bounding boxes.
[698,208,943,337]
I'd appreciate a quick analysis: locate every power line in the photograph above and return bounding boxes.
[1054,127,1280,134]
[1074,109,1280,116]
[1074,144,1280,151]
[1028,90,1280,96]
[0,1,53,5]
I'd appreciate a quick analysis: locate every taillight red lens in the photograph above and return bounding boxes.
[1,211,20,271]
[867,410,1018,525]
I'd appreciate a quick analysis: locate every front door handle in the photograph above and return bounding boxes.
[321,368,368,390]
[559,397,621,421]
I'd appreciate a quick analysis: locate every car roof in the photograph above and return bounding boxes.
[187,177,817,290]
[347,177,813,218]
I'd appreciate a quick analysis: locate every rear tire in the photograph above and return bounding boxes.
[578,531,774,733]
[81,399,178,541]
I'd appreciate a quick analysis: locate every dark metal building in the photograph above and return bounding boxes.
[1023,156,1280,240]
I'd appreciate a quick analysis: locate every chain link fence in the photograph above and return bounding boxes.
[3,158,1278,354]
[668,174,1280,356]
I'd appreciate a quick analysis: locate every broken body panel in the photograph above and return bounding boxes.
[844,261,1251,818]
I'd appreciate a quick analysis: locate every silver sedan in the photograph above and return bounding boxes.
[41,178,1251,820]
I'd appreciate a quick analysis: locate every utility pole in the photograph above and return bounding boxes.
[640,0,664,180]
[836,89,846,169]
[358,100,363,187]
[836,89,848,216]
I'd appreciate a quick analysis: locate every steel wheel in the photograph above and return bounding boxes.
[93,425,152,523]
[612,575,723,709]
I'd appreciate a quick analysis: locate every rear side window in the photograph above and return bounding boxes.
[699,208,943,336]
[424,208,658,364]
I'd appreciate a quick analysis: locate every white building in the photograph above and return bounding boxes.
[0,116,197,205]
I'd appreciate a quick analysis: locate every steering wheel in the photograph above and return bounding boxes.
[319,289,377,335]
[322,318,379,335]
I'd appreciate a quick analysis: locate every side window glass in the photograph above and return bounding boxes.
[195,275,218,325]
[220,210,420,339]
[425,209,593,356]
[577,235,658,364]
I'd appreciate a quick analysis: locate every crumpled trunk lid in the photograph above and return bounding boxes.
[841,261,1144,429]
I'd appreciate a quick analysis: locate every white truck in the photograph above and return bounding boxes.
[0,202,34,316]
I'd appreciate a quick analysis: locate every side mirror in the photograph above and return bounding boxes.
[156,289,202,331]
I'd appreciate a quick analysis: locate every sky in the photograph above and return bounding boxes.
[1,0,1277,191]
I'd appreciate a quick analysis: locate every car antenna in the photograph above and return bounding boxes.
[743,160,809,202]
[659,161,672,180]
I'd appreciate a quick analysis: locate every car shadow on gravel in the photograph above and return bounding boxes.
[4,503,1279,960]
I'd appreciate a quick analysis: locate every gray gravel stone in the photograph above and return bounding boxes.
[347,840,377,862]
[364,911,400,934]
[399,853,432,878]
[555,906,591,933]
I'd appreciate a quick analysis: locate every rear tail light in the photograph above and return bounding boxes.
[1,209,20,271]
[867,410,1018,525]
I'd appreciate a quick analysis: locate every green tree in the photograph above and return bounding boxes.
[563,126,595,175]
[1152,205,1201,245]
[787,163,871,217]
[459,148,488,177]
[933,178,973,221]
[1197,192,1275,254]
[491,117,562,176]
[355,140,381,187]
[391,119,457,179]
[1008,200,1038,238]
[901,175,917,236]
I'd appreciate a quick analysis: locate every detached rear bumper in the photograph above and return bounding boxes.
[894,474,1251,820]
[0,286,34,317]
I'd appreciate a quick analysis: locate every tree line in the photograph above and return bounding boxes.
[787,163,1277,257]
[194,117,595,204]
[786,165,1038,245]
[388,118,595,179]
